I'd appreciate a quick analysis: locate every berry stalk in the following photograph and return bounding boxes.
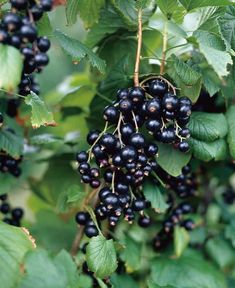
[134,8,142,87]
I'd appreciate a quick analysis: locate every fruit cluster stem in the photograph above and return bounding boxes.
[134,8,143,87]
[160,20,168,75]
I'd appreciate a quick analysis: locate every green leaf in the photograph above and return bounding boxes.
[217,6,235,51]
[65,0,80,26]
[200,68,221,97]
[0,44,23,91]
[189,138,228,161]
[86,235,118,278]
[120,236,141,272]
[193,30,233,78]
[174,227,190,258]
[111,274,139,288]
[179,0,233,11]
[148,281,174,288]
[30,134,63,146]
[30,210,76,253]
[76,0,105,28]
[135,0,150,9]
[225,222,235,247]
[157,143,191,177]
[150,249,227,288]
[0,129,23,157]
[206,236,235,268]
[54,29,106,74]
[188,112,228,142]
[0,222,34,288]
[19,249,80,288]
[226,106,235,158]
[25,92,55,129]
[36,13,52,36]
[143,181,169,213]
[156,0,181,19]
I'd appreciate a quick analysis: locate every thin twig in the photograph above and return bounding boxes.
[70,226,84,256]
[134,8,143,87]
[160,20,168,75]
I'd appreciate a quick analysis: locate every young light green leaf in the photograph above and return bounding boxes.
[135,0,150,9]
[226,104,235,158]
[0,44,23,91]
[179,0,233,12]
[189,138,228,161]
[174,226,190,258]
[217,6,235,51]
[65,0,80,26]
[54,30,106,73]
[189,112,228,142]
[77,0,105,28]
[30,134,63,146]
[25,92,55,129]
[143,181,169,213]
[86,235,117,278]
[0,129,23,157]
[193,30,232,78]
[0,222,35,288]
[157,143,192,177]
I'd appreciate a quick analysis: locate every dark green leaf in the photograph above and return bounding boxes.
[189,112,228,142]
[120,236,141,272]
[111,274,139,288]
[143,181,169,213]
[156,0,183,20]
[225,222,235,247]
[30,134,63,145]
[86,235,117,278]
[65,0,80,26]
[189,138,228,161]
[54,30,106,73]
[36,13,52,36]
[157,143,192,177]
[174,226,189,258]
[0,44,23,91]
[25,92,55,129]
[226,106,235,158]
[150,249,227,288]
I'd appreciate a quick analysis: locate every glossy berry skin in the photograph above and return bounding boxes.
[181,219,194,231]
[162,93,179,111]
[84,225,99,238]
[129,87,145,103]
[75,212,89,225]
[138,216,151,227]
[103,106,119,123]
[31,5,43,21]
[145,143,158,157]
[11,208,24,220]
[76,151,88,163]
[132,199,146,211]
[148,79,166,97]
[0,29,9,44]
[179,97,192,107]
[179,128,190,138]
[87,130,100,145]
[100,133,117,150]
[90,179,100,188]
[21,47,34,60]
[161,127,176,143]
[41,0,53,11]
[3,13,22,32]
[178,104,191,118]
[119,99,133,113]
[10,35,21,48]
[117,88,129,100]
[37,37,51,52]
[10,0,28,9]
[129,133,146,149]
[0,203,10,214]
[35,53,49,66]
[103,193,119,208]
[112,153,123,167]
[178,141,190,153]
[90,168,100,178]
[179,202,192,214]
[145,119,162,133]
[120,146,137,162]
[145,98,161,118]
[20,24,37,42]
[120,123,135,140]
[78,162,90,174]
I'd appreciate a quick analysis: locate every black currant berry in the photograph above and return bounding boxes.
[129,87,145,103]
[87,130,100,145]
[75,211,89,225]
[178,141,190,153]
[103,106,119,124]
[132,198,146,211]
[145,98,161,118]
[37,36,51,52]
[138,216,151,227]
[129,132,146,149]
[162,93,179,111]
[117,88,129,100]
[11,208,24,220]
[84,225,99,238]
[148,79,166,97]
[76,151,88,163]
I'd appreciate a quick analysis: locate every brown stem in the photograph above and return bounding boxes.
[134,9,143,87]
[70,226,84,256]
[160,20,168,75]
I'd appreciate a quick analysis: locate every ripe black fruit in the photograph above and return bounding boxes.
[148,79,166,97]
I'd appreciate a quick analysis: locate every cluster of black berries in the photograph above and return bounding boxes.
[223,186,235,205]
[153,165,196,251]
[0,0,52,99]
[75,77,192,239]
[0,194,24,226]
